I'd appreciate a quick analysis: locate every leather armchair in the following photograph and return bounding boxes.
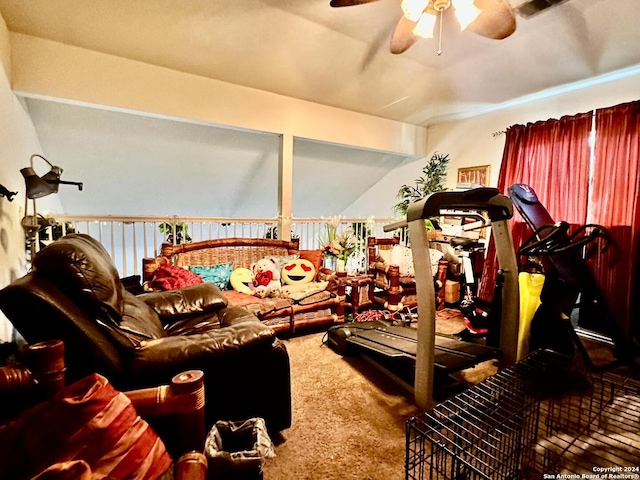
[0,234,291,433]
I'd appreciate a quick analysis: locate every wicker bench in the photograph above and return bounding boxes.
[143,237,345,334]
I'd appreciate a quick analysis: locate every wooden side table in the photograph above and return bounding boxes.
[336,271,375,316]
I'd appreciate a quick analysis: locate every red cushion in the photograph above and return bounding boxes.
[150,264,204,291]
[0,373,172,479]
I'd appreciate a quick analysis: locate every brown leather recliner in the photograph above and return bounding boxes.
[0,234,291,433]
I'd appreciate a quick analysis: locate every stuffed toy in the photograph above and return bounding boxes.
[281,259,316,285]
[230,267,256,295]
[251,258,281,298]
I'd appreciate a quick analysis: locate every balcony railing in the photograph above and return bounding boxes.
[42,215,406,278]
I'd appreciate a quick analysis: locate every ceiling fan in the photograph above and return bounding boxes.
[329,0,516,55]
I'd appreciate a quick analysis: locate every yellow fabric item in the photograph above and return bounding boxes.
[230,267,256,295]
[517,272,545,361]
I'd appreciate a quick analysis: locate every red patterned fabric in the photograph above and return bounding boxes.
[0,373,172,480]
[149,264,204,291]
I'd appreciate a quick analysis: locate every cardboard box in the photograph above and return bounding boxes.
[445,280,460,304]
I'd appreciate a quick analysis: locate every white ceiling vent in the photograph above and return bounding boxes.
[510,0,571,18]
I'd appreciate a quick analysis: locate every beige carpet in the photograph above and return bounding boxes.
[262,309,498,480]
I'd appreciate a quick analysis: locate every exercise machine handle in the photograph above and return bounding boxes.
[519,221,611,257]
[519,222,570,256]
[383,219,408,232]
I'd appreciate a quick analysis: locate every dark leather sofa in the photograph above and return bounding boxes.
[0,234,291,432]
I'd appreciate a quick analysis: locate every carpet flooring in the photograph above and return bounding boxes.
[262,309,498,480]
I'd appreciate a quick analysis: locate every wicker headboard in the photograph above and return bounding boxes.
[143,237,301,282]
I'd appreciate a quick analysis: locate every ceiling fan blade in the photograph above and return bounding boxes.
[390,16,419,54]
[329,0,381,7]
[466,0,516,39]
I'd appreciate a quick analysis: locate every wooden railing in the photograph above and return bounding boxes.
[42,215,405,277]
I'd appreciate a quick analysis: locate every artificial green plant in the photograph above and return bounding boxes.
[394,152,450,217]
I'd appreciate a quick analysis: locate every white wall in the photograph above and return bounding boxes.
[11,33,428,158]
[345,70,640,220]
[10,33,429,221]
[343,155,427,218]
[0,14,60,342]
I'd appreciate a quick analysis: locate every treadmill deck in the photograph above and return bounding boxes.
[342,320,501,375]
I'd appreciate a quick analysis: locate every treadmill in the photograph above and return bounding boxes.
[328,188,520,410]
[328,319,502,400]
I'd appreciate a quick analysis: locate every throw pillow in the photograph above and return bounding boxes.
[230,267,256,295]
[376,248,393,267]
[389,246,444,277]
[189,262,234,290]
[281,259,316,285]
[0,373,172,480]
[391,245,415,277]
[150,264,204,291]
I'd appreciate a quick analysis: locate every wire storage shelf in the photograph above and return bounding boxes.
[406,349,640,480]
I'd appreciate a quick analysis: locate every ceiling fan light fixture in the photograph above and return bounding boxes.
[452,0,482,30]
[431,0,452,11]
[401,0,429,22]
[413,12,437,38]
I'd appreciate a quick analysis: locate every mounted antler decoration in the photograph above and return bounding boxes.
[330,0,516,55]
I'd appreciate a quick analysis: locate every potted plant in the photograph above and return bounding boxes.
[264,225,299,240]
[394,152,450,217]
[159,219,192,244]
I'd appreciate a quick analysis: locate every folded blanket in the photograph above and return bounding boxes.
[280,281,328,301]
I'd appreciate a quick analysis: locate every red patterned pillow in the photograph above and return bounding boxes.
[150,264,204,291]
[0,373,172,479]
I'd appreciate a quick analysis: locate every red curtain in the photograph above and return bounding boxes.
[478,112,593,301]
[588,100,640,338]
